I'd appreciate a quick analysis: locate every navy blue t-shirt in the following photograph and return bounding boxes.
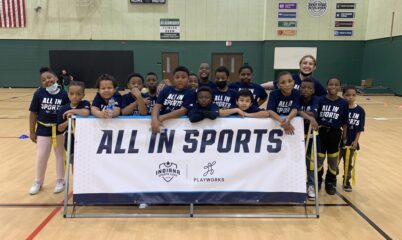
[121,92,148,115]
[156,86,195,115]
[92,92,122,111]
[229,82,268,106]
[188,103,220,117]
[317,96,348,129]
[230,105,263,116]
[346,105,365,149]
[57,100,91,152]
[212,88,237,109]
[29,88,70,136]
[300,96,319,134]
[274,73,326,96]
[147,94,158,115]
[198,80,217,90]
[267,89,300,115]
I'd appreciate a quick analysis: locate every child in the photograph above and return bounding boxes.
[121,73,147,116]
[220,90,269,118]
[262,55,326,96]
[151,66,195,133]
[198,63,217,89]
[188,87,219,123]
[57,81,90,169]
[91,74,122,118]
[145,72,159,115]
[267,71,300,135]
[213,66,237,109]
[298,78,319,200]
[341,85,365,192]
[316,77,348,195]
[229,65,267,107]
[189,73,199,90]
[28,67,70,195]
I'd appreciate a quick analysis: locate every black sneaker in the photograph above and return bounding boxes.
[325,183,336,195]
[343,183,353,192]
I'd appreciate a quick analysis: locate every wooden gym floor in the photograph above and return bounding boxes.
[0,88,401,240]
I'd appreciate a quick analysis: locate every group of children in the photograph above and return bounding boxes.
[28,57,365,202]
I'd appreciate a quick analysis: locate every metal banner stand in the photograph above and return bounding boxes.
[63,118,320,218]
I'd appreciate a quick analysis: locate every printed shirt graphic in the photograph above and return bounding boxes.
[299,96,319,133]
[267,89,300,115]
[147,95,158,115]
[156,86,195,115]
[346,105,365,148]
[212,88,237,109]
[229,82,268,106]
[92,92,122,111]
[317,96,348,129]
[29,88,70,123]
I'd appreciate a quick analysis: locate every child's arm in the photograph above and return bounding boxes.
[267,110,284,123]
[245,110,269,118]
[29,112,38,143]
[121,102,138,115]
[351,132,362,150]
[342,123,348,145]
[151,104,163,133]
[111,107,121,117]
[159,107,188,122]
[298,111,319,130]
[57,119,68,132]
[91,106,108,118]
[219,108,246,117]
[135,94,147,116]
[63,108,90,119]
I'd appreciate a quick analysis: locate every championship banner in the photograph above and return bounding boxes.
[73,117,306,204]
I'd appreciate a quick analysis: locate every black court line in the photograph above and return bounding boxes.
[336,192,392,240]
[0,203,349,208]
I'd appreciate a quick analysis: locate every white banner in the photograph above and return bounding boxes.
[73,117,306,204]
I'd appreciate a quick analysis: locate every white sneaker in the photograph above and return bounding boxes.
[54,180,65,193]
[138,203,148,209]
[307,185,316,200]
[29,182,42,195]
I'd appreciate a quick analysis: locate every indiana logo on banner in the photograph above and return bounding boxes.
[0,0,26,28]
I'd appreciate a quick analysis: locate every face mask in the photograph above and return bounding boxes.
[216,81,227,89]
[46,83,59,93]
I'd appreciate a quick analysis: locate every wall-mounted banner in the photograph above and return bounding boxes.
[278,12,297,18]
[335,21,354,27]
[335,12,355,18]
[73,117,306,204]
[334,30,353,36]
[278,21,297,28]
[336,3,356,9]
[279,3,297,9]
[277,30,297,36]
[307,0,328,17]
[160,18,180,39]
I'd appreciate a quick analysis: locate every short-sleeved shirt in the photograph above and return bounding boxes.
[267,89,300,115]
[57,100,91,151]
[274,73,326,96]
[212,88,237,109]
[29,88,70,136]
[346,105,365,149]
[92,92,122,111]
[188,103,220,117]
[300,96,319,134]
[156,86,195,115]
[121,92,149,115]
[147,94,158,115]
[198,80,217,90]
[317,96,348,129]
[229,82,268,106]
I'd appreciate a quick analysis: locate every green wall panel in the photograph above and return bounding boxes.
[0,40,364,88]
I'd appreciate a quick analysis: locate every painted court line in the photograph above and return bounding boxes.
[336,192,392,240]
[25,192,73,240]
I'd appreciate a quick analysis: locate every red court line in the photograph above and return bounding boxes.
[25,192,73,240]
